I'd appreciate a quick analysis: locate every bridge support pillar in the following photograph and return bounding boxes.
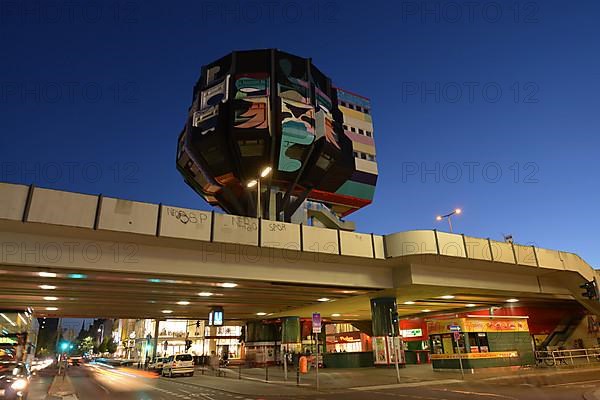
[370,297,400,366]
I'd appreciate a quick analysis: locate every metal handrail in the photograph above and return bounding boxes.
[535,347,600,365]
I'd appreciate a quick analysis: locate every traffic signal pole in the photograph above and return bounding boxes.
[152,319,160,360]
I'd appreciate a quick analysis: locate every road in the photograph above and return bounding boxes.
[27,365,600,400]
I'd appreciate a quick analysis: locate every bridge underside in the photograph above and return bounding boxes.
[0,182,597,321]
[0,260,581,321]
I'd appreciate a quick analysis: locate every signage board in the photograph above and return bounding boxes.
[399,328,423,338]
[312,313,321,334]
[453,331,461,340]
[209,307,224,326]
[449,325,461,332]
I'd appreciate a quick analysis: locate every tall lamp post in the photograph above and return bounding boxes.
[435,208,462,232]
[247,166,272,218]
[98,323,105,347]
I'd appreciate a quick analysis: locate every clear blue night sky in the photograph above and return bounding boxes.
[1,0,598,267]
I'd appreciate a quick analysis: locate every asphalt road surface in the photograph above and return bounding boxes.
[27,365,600,400]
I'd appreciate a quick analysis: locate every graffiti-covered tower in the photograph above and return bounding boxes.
[177,49,377,230]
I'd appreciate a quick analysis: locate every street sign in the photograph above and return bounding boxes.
[449,325,461,332]
[209,307,224,326]
[453,331,461,340]
[312,313,321,333]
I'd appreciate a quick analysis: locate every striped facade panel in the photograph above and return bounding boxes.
[335,88,378,209]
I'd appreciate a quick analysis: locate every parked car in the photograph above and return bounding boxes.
[0,362,30,400]
[148,357,167,371]
[161,354,194,377]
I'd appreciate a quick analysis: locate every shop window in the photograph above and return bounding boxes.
[366,131,372,137]
[358,129,364,135]
[350,127,356,133]
[468,332,489,353]
[453,333,466,353]
[431,335,444,354]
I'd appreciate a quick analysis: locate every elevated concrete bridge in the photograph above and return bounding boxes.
[0,182,598,320]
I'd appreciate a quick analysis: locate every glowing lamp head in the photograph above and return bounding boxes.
[436,216,442,221]
[454,208,462,214]
[260,166,272,178]
[247,180,258,188]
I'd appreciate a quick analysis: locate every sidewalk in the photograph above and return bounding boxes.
[177,368,312,397]
[584,388,600,400]
[46,373,78,400]
[188,363,600,394]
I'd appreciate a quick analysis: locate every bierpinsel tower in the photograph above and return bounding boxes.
[177,49,377,230]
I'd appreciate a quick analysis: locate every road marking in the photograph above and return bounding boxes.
[430,388,518,399]
[351,379,462,390]
[545,379,600,387]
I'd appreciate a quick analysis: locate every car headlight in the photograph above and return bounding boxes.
[11,378,28,391]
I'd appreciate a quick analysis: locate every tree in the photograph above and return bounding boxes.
[98,339,107,353]
[37,347,50,358]
[79,337,94,355]
[106,339,117,354]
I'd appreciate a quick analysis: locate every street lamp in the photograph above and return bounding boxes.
[435,208,462,232]
[97,324,105,346]
[247,166,272,218]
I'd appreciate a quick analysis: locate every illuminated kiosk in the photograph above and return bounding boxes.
[428,316,535,370]
[176,49,377,230]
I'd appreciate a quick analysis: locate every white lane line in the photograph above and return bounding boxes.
[351,379,462,390]
[545,378,600,387]
[430,388,518,399]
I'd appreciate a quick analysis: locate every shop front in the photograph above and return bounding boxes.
[205,325,243,360]
[427,316,535,370]
[323,323,373,368]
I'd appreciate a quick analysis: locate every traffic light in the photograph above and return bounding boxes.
[581,280,598,299]
[185,340,192,351]
[59,341,70,352]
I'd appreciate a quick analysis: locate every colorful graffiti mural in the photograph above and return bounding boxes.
[176,49,378,220]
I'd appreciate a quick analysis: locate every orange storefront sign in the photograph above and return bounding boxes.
[431,351,518,360]
[427,318,529,335]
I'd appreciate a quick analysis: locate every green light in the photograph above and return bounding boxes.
[68,273,87,279]
[60,342,69,351]
[149,278,161,283]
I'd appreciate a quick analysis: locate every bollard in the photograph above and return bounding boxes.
[265,364,269,382]
[296,365,300,386]
[239,364,242,379]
